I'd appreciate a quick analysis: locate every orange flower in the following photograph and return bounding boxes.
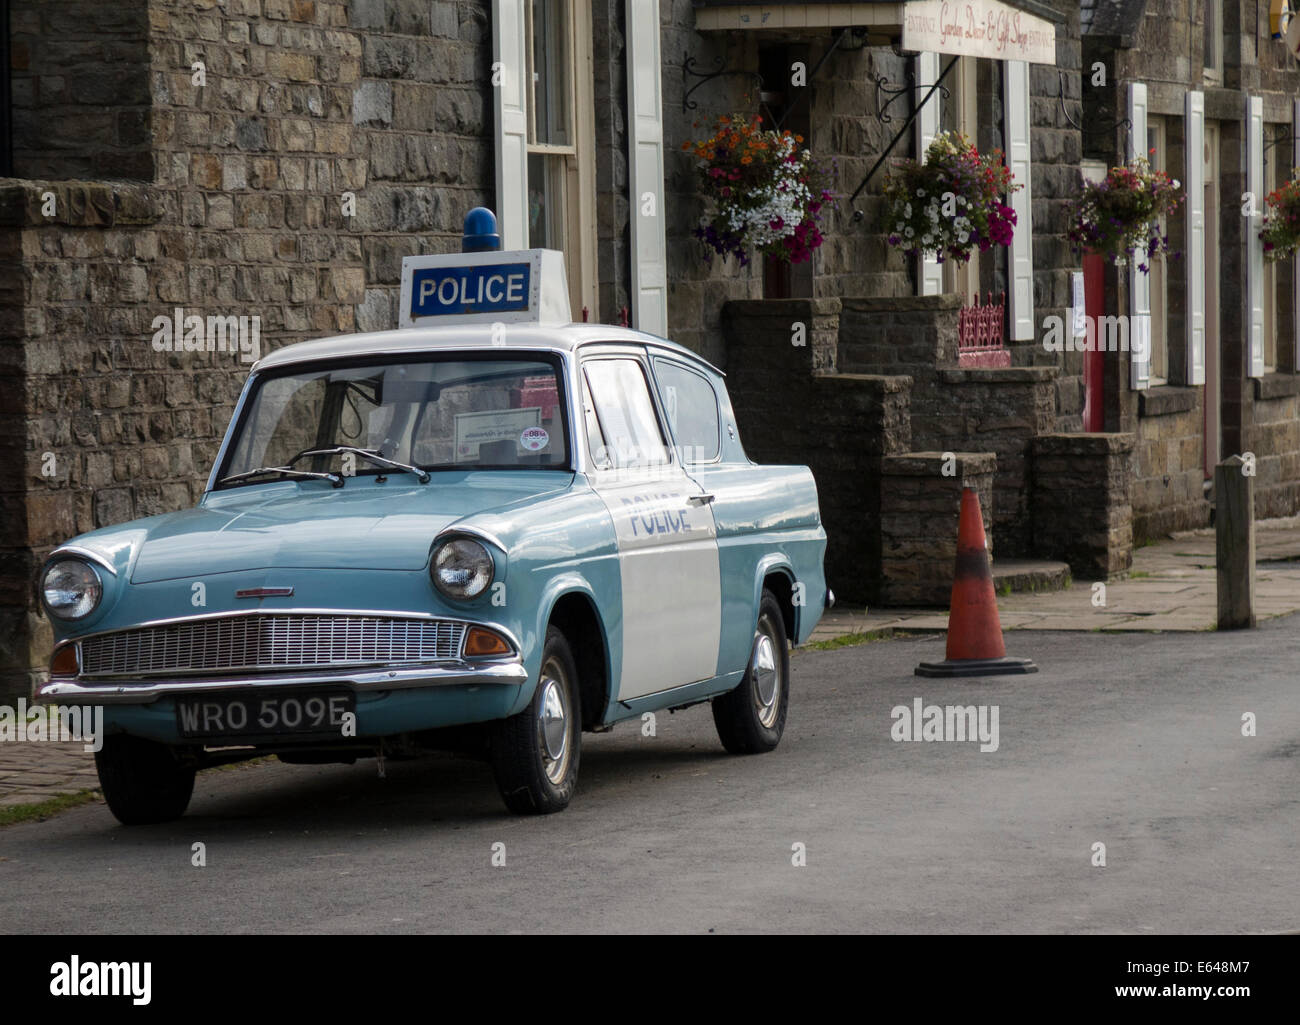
[741,155,753,164]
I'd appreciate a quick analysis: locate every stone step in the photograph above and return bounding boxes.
[991,558,1072,595]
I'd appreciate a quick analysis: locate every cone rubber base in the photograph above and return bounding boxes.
[914,656,1039,678]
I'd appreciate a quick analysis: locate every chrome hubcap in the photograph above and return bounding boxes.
[537,664,570,784]
[752,623,781,729]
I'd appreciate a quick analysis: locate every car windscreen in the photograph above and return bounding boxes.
[218,354,570,486]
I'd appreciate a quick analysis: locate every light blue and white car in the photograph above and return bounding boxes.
[37,210,829,823]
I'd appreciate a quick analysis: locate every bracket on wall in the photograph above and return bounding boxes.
[1058,69,1130,137]
[1263,131,1296,154]
[682,53,764,113]
[872,70,950,125]
[847,54,959,222]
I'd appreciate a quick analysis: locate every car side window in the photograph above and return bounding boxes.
[652,359,720,463]
[581,377,612,470]
[583,358,670,469]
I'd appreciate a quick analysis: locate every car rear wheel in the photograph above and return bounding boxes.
[712,589,789,754]
[489,626,581,814]
[95,735,196,826]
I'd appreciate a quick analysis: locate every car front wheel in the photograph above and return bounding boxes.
[712,589,789,754]
[95,735,197,826]
[489,626,581,814]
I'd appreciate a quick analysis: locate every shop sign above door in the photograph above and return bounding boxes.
[902,0,1056,64]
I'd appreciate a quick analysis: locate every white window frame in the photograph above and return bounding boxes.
[1146,114,1169,385]
[1203,1,1223,86]
[1004,59,1034,341]
[626,0,668,336]
[1185,91,1206,386]
[914,51,943,297]
[941,57,980,302]
[1127,82,1151,390]
[493,0,597,318]
[1263,126,1279,373]
[1246,95,1265,379]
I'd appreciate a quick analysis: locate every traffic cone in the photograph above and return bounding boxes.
[915,486,1038,677]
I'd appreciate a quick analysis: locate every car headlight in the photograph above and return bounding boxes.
[41,559,103,620]
[431,538,494,600]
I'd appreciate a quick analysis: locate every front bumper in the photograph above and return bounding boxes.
[37,658,527,705]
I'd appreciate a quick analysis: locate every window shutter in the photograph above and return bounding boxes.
[492,0,529,250]
[1294,99,1300,373]
[915,52,943,297]
[1127,82,1150,390]
[1003,60,1034,341]
[626,0,668,336]
[1246,94,1265,378]
[1185,90,1206,386]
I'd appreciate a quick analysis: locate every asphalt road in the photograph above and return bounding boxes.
[3,621,1298,934]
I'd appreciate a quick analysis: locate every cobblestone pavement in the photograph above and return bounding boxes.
[7,520,1300,810]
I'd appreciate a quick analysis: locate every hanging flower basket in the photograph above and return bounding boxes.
[1260,171,1300,261]
[684,113,834,266]
[882,131,1021,266]
[1066,157,1183,273]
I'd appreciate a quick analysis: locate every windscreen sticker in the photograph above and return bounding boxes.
[520,426,549,451]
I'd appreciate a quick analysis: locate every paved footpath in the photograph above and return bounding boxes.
[7,518,1300,810]
[811,515,1300,641]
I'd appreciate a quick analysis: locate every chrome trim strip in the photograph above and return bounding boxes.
[46,546,118,577]
[63,608,521,654]
[36,659,529,704]
[235,586,295,598]
[432,525,509,554]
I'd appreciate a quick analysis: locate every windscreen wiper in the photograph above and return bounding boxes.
[294,446,431,484]
[217,466,344,488]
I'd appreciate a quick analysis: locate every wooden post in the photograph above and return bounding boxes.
[1215,456,1256,629]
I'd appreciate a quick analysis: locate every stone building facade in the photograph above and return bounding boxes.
[2,0,1300,696]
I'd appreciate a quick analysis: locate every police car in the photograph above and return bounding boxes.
[37,209,830,822]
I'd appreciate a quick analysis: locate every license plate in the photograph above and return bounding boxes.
[176,691,355,739]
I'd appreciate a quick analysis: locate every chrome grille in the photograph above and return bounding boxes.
[79,614,467,678]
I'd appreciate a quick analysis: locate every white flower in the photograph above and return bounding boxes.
[904,203,913,218]
[1172,179,1181,188]
[905,226,915,238]
[916,189,925,197]
[959,230,970,244]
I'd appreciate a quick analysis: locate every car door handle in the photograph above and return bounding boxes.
[688,493,715,505]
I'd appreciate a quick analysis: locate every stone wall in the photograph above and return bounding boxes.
[1130,387,1208,539]
[1028,5,1086,431]
[1092,1,1300,538]
[9,0,154,180]
[721,298,910,604]
[1247,377,1300,519]
[836,295,1058,557]
[1032,432,1135,581]
[0,0,495,697]
[661,0,767,365]
[880,452,996,607]
[0,180,166,697]
[917,367,1059,557]
[806,40,912,302]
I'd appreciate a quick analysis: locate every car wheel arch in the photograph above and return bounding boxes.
[753,557,798,649]
[541,585,612,732]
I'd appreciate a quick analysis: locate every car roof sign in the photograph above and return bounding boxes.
[398,208,572,329]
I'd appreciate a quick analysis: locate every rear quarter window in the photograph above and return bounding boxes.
[652,359,721,462]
